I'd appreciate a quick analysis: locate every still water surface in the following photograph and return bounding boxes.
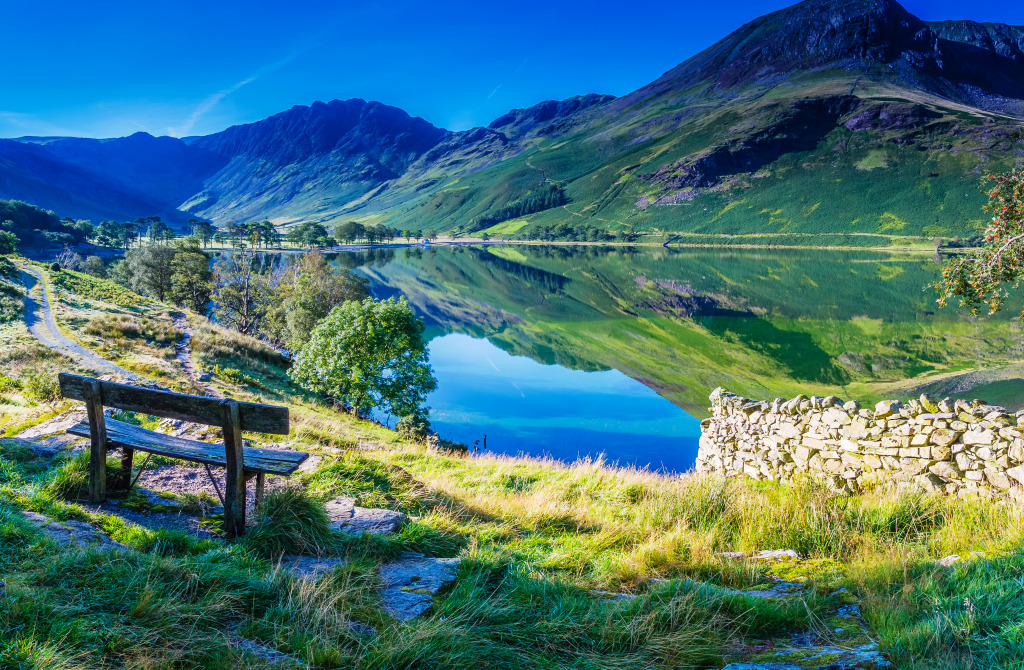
[327,244,1022,472]
[425,333,701,472]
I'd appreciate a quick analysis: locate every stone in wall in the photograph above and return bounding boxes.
[697,387,1024,500]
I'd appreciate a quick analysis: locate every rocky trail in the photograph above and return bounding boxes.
[169,312,222,397]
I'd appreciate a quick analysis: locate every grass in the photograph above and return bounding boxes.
[243,487,336,558]
[3,428,1024,668]
[50,268,149,309]
[3,254,1024,667]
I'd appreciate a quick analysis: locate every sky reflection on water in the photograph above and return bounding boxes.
[421,333,701,473]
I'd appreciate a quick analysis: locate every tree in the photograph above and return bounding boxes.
[334,221,365,244]
[0,230,17,255]
[935,163,1024,317]
[96,220,123,248]
[213,251,272,336]
[124,245,176,301]
[290,297,437,417]
[170,237,214,312]
[81,255,107,278]
[191,220,215,248]
[263,251,369,350]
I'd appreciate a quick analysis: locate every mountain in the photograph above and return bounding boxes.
[1,0,1022,240]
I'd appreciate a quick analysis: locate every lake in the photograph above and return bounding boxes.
[328,244,1024,472]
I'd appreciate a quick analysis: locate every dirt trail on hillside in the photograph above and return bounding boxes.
[170,312,222,398]
[18,265,138,379]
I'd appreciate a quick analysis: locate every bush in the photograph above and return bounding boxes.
[242,487,335,557]
[49,262,61,272]
[397,410,432,441]
[22,371,59,405]
[84,314,180,345]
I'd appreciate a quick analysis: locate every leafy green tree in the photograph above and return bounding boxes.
[80,255,106,278]
[334,221,365,244]
[190,219,215,248]
[263,251,368,350]
[290,297,437,417]
[124,244,176,301]
[213,251,272,335]
[170,237,214,312]
[0,230,18,255]
[935,164,1024,317]
[96,220,122,248]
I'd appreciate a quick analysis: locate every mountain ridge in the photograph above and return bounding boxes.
[1,0,1022,238]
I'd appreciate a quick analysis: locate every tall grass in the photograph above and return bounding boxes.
[243,487,335,558]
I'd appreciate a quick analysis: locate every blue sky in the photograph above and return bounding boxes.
[1,0,1022,139]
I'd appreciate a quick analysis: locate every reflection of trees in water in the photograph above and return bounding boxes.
[701,316,851,385]
[530,244,627,261]
[471,248,569,292]
[327,248,397,269]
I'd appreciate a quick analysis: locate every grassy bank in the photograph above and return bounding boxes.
[1,261,1023,669]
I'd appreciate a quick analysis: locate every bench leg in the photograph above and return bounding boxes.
[255,473,266,509]
[83,380,107,503]
[221,400,246,539]
[115,448,134,492]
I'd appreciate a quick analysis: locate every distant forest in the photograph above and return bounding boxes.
[471,184,568,231]
[0,200,89,251]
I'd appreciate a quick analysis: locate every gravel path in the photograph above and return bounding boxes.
[18,265,138,379]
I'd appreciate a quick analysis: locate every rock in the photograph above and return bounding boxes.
[343,507,408,535]
[738,580,803,599]
[985,469,1012,490]
[198,371,213,382]
[929,428,959,448]
[279,555,348,580]
[592,589,637,603]
[874,400,900,418]
[20,511,124,550]
[963,430,994,446]
[722,664,802,670]
[929,462,961,480]
[937,554,961,567]
[753,549,801,561]
[231,636,301,666]
[718,551,747,559]
[1007,464,1024,486]
[14,410,87,439]
[324,496,357,521]
[324,496,408,534]
[378,557,460,620]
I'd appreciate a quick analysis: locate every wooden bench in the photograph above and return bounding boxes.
[59,373,307,538]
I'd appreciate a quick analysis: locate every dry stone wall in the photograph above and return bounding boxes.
[696,388,1024,500]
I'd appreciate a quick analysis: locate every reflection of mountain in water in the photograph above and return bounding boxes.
[332,245,1024,415]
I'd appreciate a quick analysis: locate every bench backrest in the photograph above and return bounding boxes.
[58,373,289,435]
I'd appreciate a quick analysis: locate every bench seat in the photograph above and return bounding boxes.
[68,418,308,477]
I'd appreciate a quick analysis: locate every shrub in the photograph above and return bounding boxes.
[84,314,180,345]
[397,410,432,441]
[0,281,23,324]
[22,371,60,405]
[242,487,335,557]
[0,376,22,394]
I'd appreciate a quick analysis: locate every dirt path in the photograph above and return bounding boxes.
[170,312,222,397]
[18,264,139,379]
